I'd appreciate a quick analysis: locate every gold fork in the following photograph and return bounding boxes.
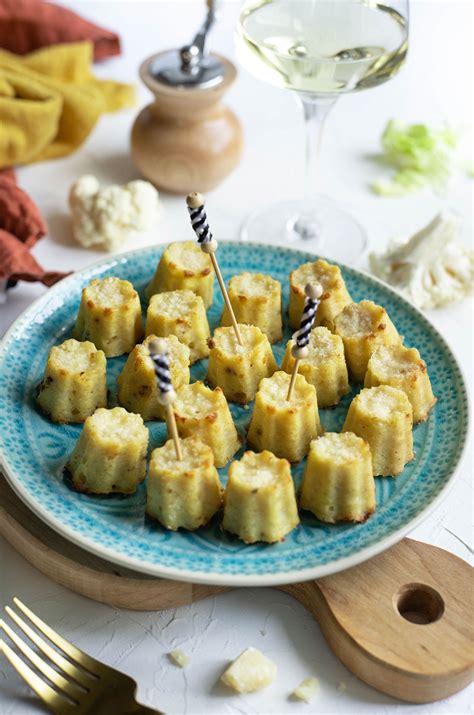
[0,597,162,714]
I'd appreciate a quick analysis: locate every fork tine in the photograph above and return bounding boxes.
[5,606,93,687]
[13,598,99,673]
[1,619,83,700]
[1,639,70,714]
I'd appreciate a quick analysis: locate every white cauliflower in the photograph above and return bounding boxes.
[69,175,160,251]
[369,211,474,310]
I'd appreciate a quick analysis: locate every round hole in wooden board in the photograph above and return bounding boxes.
[395,583,445,625]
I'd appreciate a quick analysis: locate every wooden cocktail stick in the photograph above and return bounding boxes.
[287,283,323,401]
[186,192,243,346]
[148,338,183,461]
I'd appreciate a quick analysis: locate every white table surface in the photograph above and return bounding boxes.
[1,2,472,713]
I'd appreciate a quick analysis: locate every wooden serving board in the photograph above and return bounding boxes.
[1,476,472,704]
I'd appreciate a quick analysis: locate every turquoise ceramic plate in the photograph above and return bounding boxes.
[0,244,469,586]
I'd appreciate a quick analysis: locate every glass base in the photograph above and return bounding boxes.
[240,196,367,264]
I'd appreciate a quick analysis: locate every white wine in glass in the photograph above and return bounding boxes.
[237,0,409,260]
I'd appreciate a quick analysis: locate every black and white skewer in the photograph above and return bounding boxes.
[187,199,214,247]
[287,283,323,401]
[148,338,183,460]
[186,192,243,346]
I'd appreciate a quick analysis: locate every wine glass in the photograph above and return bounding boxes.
[236,0,409,262]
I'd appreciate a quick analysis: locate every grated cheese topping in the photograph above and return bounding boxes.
[368,343,422,378]
[335,300,385,337]
[292,259,340,292]
[211,324,264,355]
[49,339,100,371]
[150,436,212,471]
[259,370,313,405]
[229,272,280,298]
[165,240,212,273]
[310,432,368,464]
[84,277,137,306]
[148,289,200,316]
[143,333,190,366]
[229,451,287,488]
[86,407,147,444]
[174,382,221,418]
[355,385,411,419]
[290,327,343,364]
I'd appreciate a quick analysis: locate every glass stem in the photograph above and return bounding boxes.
[290,94,338,240]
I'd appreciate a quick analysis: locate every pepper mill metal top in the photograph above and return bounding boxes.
[149,0,226,89]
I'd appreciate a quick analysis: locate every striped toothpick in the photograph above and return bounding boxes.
[148,338,182,460]
[186,192,243,346]
[286,283,323,401]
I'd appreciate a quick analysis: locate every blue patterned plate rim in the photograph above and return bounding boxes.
[0,242,470,587]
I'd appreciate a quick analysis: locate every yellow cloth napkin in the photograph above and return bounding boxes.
[0,41,135,167]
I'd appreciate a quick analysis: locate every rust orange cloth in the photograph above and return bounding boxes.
[0,229,69,287]
[0,167,46,247]
[0,0,121,61]
[0,169,69,287]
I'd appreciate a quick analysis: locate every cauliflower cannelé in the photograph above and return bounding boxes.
[223,450,299,543]
[147,437,223,531]
[281,326,349,408]
[173,381,240,467]
[207,324,277,404]
[117,334,190,421]
[145,240,214,307]
[145,289,210,363]
[365,343,436,422]
[247,371,323,463]
[37,339,107,423]
[300,432,376,523]
[289,259,352,331]
[334,299,401,383]
[221,272,283,344]
[343,385,414,477]
[73,277,143,357]
[67,407,149,494]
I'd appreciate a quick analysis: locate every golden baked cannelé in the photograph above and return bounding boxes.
[334,300,401,383]
[222,450,299,543]
[173,381,240,467]
[117,334,190,421]
[220,272,283,344]
[73,276,142,357]
[343,385,414,477]
[207,324,277,404]
[145,240,214,308]
[247,370,323,463]
[37,339,107,423]
[147,437,223,530]
[364,343,436,423]
[145,289,210,363]
[289,259,352,331]
[281,326,349,408]
[67,407,148,494]
[300,432,376,523]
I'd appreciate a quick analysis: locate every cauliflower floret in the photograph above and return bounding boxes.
[369,211,474,310]
[69,175,160,251]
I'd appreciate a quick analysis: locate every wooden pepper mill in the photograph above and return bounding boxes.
[131,1,243,194]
